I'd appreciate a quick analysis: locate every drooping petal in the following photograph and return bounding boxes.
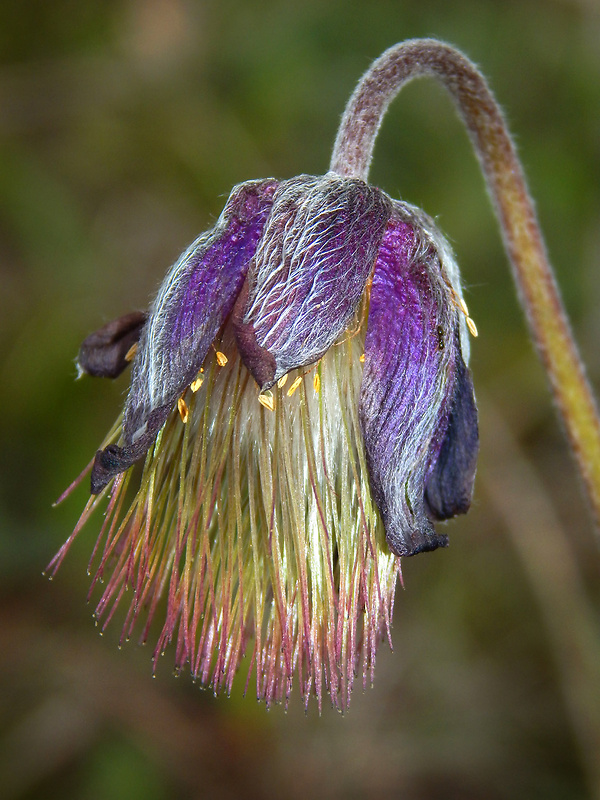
[232,173,391,389]
[360,208,461,557]
[91,178,278,493]
[425,349,478,520]
[77,311,147,379]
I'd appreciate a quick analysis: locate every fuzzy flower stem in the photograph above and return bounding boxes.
[331,38,600,530]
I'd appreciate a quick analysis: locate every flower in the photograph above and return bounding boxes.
[52,45,480,711]
[54,171,477,709]
[90,174,477,549]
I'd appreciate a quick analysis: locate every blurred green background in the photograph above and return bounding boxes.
[1,0,600,798]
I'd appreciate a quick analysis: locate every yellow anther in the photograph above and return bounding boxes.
[125,343,138,362]
[190,375,204,393]
[258,391,274,411]
[277,374,288,389]
[216,351,228,367]
[466,317,479,338]
[177,397,189,423]
[313,372,321,393]
[359,353,365,363]
[287,376,303,396]
[458,295,470,317]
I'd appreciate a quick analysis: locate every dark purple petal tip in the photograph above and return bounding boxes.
[425,350,478,521]
[90,403,172,494]
[234,174,392,389]
[230,282,277,387]
[91,445,128,494]
[77,311,147,379]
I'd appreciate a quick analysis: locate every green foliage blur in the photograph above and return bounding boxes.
[1,1,600,798]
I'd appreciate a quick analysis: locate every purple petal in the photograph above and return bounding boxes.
[425,350,478,520]
[233,174,391,389]
[78,311,147,379]
[359,210,459,557]
[91,178,278,493]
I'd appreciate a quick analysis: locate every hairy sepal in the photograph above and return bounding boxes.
[233,173,392,389]
[360,207,461,557]
[90,178,278,493]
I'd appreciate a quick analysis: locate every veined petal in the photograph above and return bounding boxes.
[91,178,278,493]
[233,173,391,389]
[360,208,461,557]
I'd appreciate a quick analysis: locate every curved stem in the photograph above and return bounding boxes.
[331,38,600,530]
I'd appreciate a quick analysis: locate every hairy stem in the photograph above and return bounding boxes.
[331,38,600,529]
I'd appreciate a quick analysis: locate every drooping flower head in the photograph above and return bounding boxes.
[51,43,478,710]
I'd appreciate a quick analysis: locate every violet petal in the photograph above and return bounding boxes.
[359,211,458,557]
[233,174,391,389]
[90,178,278,493]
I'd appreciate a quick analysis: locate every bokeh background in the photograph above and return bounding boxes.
[1,0,600,798]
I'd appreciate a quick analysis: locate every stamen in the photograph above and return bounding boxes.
[466,317,479,337]
[125,343,138,362]
[277,375,288,389]
[359,354,365,363]
[286,376,303,396]
[450,288,478,336]
[177,397,189,423]
[313,372,321,393]
[258,390,274,411]
[190,375,204,393]
[216,351,228,367]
